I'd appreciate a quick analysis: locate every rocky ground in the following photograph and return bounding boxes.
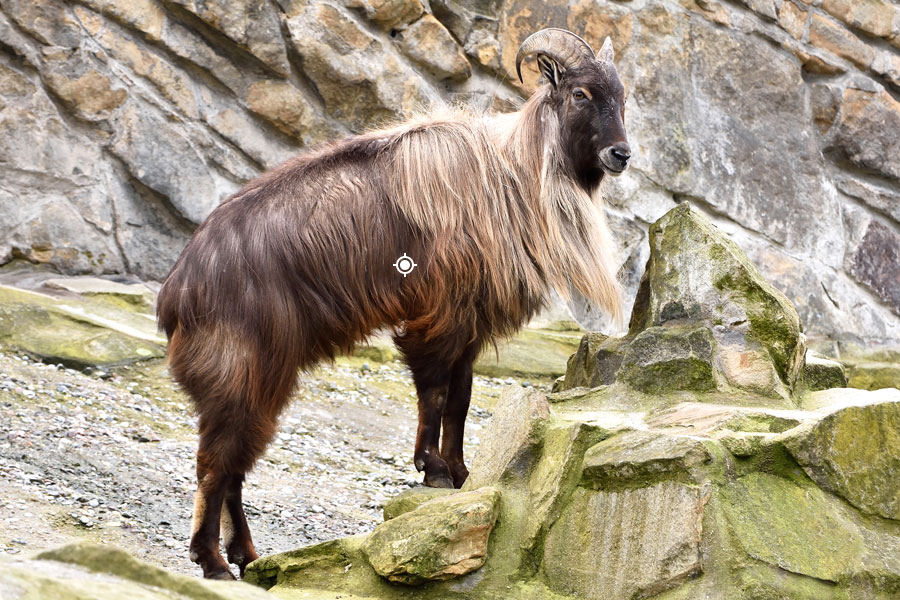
[0,349,544,577]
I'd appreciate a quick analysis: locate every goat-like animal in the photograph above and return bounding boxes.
[157,28,630,579]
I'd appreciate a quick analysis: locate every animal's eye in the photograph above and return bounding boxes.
[572,89,586,101]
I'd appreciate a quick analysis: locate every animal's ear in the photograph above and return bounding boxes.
[536,53,563,88]
[597,36,614,63]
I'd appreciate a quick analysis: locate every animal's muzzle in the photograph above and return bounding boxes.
[601,142,631,174]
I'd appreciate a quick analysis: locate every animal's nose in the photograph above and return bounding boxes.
[610,142,631,165]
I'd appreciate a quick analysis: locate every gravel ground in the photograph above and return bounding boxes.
[0,350,546,577]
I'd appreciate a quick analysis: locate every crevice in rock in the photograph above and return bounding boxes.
[157,0,287,81]
[821,282,840,310]
[105,151,196,239]
[276,14,332,121]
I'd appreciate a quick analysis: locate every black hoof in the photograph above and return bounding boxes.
[206,569,236,581]
[424,472,455,488]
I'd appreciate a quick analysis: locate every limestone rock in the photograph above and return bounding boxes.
[2,0,82,48]
[561,204,805,403]
[43,276,154,310]
[829,87,900,184]
[462,386,550,490]
[76,13,199,119]
[109,103,232,226]
[847,220,900,315]
[521,420,609,552]
[580,430,711,487]
[246,80,340,145]
[809,13,874,69]
[804,349,848,391]
[0,542,272,599]
[819,0,897,39]
[720,472,864,582]
[543,482,705,599]
[474,326,582,379]
[357,0,425,31]
[168,0,290,75]
[362,486,501,584]
[74,0,165,41]
[285,2,435,132]
[248,382,900,599]
[631,204,803,385]
[243,536,368,592]
[43,69,127,117]
[0,284,165,368]
[618,324,717,394]
[845,360,900,390]
[782,388,900,520]
[382,487,457,521]
[399,14,470,81]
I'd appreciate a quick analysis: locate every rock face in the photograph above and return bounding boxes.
[561,204,805,405]
[241,222,900,600]
[783,390,900,521]
[1,0,899,351]
[243,386,900,600]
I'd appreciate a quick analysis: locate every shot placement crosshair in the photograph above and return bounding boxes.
[393,253,417,277]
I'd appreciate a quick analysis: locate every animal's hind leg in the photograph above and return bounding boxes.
[191,449,233,580]
[441,347,477,488]
[221,474,258,578]
[191,401,280,579]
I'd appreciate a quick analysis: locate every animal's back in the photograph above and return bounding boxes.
[157,137,410,415]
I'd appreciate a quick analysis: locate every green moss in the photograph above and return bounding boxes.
[720,473,864,582]
[475,328,582,379]
[623,357,716,393]
[844,361,900,391]
[382,488,458,521]
[35,543,271,599]
[0,285,165,369]
[713,271,799,383]
[730,439,809,483]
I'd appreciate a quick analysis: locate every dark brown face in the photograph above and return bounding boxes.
[540,56,630,192]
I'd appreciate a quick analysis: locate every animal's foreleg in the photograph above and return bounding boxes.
[440,350,476,488]
[410,362,454,488]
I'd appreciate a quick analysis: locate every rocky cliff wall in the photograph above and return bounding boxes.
[0,0,898,347]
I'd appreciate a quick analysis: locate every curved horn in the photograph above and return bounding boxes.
[515,28,595,83]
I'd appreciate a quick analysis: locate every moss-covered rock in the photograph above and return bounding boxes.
[845,359,900,391]
[580,430,711,488]
[462,386,550,490]
[782,388,900,520]
[44,276,156,312]
[362,487,501,585]
[560,204,805,404]
[803,349,849,391]
[248,381,900,600]
[382,487,458,521]
[720,472,864,582]
[474,326,582,379]
[543,482,705,599]
[0,543,273,599]
[620,325,717,393]
[0,284,165,368]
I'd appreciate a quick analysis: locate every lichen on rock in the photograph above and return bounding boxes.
[560,204,805,405]
[362,486,501,584]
